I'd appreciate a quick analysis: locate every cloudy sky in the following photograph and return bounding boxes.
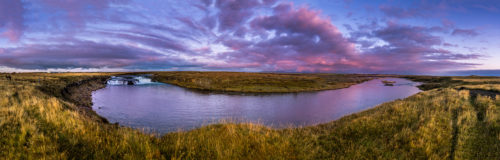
[0,0,499,74]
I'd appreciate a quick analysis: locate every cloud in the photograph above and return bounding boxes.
[0,40,197,69]
[374,23,444,47]
[0,0,24,42]
[473,4,499,12]
[0,0,487,73]
[38,0,128,25]
[96,30,192,53]
[451,28,479,37]
[379,5,422,18]
[215,0,268,32]
[218,3,359,72]
[350,22,480,73]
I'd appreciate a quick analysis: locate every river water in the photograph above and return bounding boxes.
[92,77,421,134]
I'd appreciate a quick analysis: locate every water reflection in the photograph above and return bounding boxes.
[92,78,421,134]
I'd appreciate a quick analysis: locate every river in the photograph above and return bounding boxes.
[92,76,421,134]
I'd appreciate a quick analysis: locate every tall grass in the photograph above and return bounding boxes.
[1,73,499,159]
[0,77,162,159]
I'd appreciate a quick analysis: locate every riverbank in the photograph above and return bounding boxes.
[1,72,499,159]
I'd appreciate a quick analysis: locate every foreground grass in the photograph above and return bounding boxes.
[0,75,161,159]
[1,73,499,159]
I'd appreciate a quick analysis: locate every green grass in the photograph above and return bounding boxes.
[1,72,499,159]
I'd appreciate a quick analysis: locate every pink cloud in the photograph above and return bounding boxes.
[0,0,24,42]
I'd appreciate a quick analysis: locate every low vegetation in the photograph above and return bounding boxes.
[405,75,500,91]
[150,72,376,93]
[1,72,499,159]
[458,84,500,93]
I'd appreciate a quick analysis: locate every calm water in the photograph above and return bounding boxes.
[92,77,421,133]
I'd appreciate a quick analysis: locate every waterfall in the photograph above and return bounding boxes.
[135,76,152,85]
[107,75,155,85]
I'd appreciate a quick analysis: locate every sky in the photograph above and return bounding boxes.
[0,0,499,74]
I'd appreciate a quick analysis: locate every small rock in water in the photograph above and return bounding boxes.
[382,80,396,86]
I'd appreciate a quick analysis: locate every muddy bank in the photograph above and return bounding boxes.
[38,76,110,123]
[61,77,109,107]
[64,77,110,123]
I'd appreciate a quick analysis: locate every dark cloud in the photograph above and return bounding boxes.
[215,0,276,32]
[0,40,195,69]
[0,0,128,42]
[374,23,444,47]
[215,0,261,32]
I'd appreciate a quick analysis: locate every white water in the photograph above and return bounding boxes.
[107,75,156,85]
[135,76,152,84]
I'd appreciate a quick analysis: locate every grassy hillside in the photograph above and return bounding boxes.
[1,73,499,159]
[0,73,161,159]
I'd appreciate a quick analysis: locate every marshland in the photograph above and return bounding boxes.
[1,72,499,159]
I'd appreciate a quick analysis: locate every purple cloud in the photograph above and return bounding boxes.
[0,40,196,69]
[216,0,264,32]
[379,5,422,19]
[216,3,359,72]
[351,22,480,73]
[374,23,444,47]
[0,0,489,73]
[39,0,127,24]
[0,0,24,42]
[452,28,479,37]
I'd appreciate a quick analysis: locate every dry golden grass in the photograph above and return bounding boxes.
[0,76,162,159]
[453,77,500,83]
[150,71,375,93]
[458,84,500,92]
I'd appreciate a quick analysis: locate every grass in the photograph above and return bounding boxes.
[453,76,500,83]
[149,72,376,93]
[457,84,500,93]
[0,74,162,159]
[1,72,499,159]
[403,76,463,90]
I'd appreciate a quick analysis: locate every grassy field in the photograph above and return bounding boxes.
[0,72,499,159]
[149,72,376,93]
[452,77,500,93]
